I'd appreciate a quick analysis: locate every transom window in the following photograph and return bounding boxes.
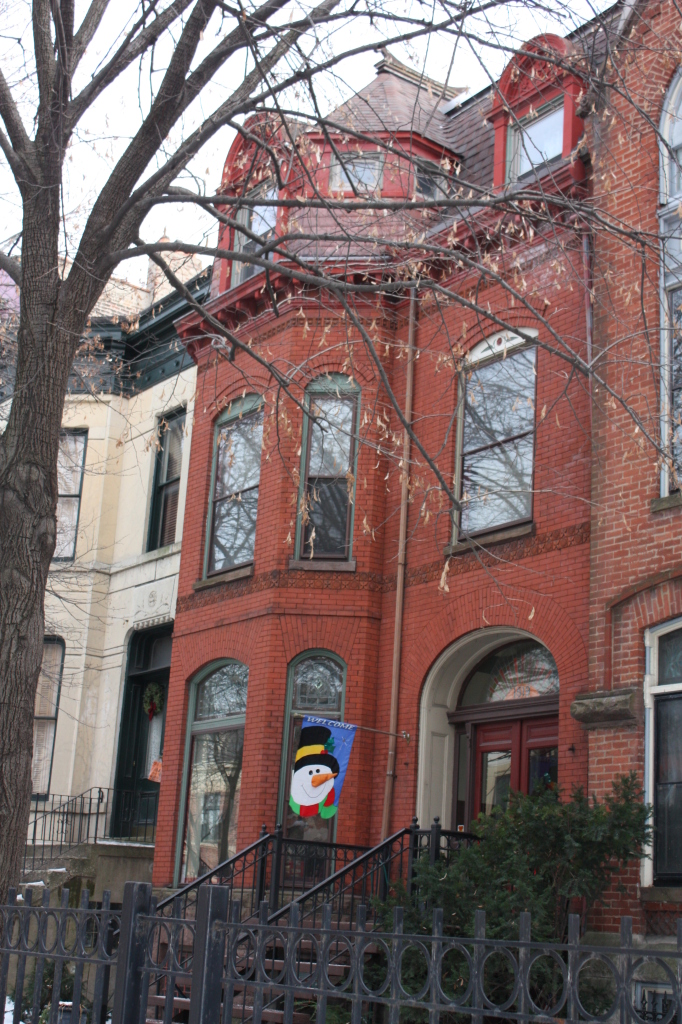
[180,661,249,883]
[298,382,358,561]
[454,332,537,541]
[329,153,383,195]
[231,184,278,288]
[508,102,564,181]
[207,401,263,575]
[54,430,87,560]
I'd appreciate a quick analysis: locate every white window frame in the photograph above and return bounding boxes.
[452,328,539,544]
[329,152,384,196]
[642,615,682,887]
[506,100,564,183]
[658,70,682,497]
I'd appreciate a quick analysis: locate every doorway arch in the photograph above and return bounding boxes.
[416,627,558,829]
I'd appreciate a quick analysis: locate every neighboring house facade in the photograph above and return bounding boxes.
[153,48,597,907]
[23,256,207,895]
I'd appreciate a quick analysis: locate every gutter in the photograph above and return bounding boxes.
[381,287,418,840]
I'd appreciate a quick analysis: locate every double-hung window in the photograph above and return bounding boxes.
[453,331,537,541]
[329,153,383,195]
[414,160,451,202]
[298,381,358,561]
[644,621,682,885]
[54,430,87,560]
[507,101,564,181]
[148,409,185,551]
[207,399,263,574]
[32,638,64,796]
[231,184,278,288]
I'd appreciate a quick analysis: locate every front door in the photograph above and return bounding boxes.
[112,627,171,838]
[473,716,558,816]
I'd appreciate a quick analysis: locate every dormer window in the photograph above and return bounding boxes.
[329,153,383,195]
[414,160,451,201]
[231,184,277,288]
[508,101,564,181]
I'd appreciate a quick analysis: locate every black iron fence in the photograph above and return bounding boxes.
[25,788,158,873]
[3,880,682,1024]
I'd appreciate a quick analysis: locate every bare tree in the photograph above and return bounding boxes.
[0,0,677,894]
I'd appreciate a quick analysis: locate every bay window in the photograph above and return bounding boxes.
[453,331,537,542]
[231,184,278,288]
[297,380,358,561]
[329,153,383,195]
[206,399,263,575]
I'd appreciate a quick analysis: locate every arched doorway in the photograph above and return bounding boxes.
[417,629,559,830]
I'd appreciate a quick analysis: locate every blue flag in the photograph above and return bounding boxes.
[289,716,357,820]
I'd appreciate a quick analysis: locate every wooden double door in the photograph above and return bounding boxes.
[474,715,558,817]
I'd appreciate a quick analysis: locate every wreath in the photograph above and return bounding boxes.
[143,682,165,721]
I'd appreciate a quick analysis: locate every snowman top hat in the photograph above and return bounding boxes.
[294,725,340,776]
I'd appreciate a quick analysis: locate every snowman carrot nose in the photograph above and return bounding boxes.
[311,772,337,787]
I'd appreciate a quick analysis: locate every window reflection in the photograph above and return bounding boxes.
[462,639,559,706]
[460,347,536,535]
[210,409,263,573]
[182,662,248,882]
[302,394,356,559]
[480,750,511,814]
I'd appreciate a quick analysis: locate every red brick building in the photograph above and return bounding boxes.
[148,5,682,934]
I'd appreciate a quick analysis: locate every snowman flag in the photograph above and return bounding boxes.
[289,717,357,819]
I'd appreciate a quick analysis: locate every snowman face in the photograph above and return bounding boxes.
[290,763,336,806]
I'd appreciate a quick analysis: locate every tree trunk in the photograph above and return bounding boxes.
[0,180,82,898]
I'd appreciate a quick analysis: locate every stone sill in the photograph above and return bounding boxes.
[444,521,533,557]
[193,563,254,590]
[651,491,682,513]
[641,886,682,903]
[289,558,356,572]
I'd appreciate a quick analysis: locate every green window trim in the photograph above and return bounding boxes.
[276,649,347,836]
[294,374,361,562]
[173,657,249,887]
[203,393,264,580]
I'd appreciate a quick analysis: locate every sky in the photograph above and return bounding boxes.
[0,0,614,287]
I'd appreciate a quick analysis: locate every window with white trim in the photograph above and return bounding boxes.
[507,102,564,182]
[54,430,87,560]
[453,331,538,541]
[329,153,383,195]
[644,620,682,885]
[32,638,64,796]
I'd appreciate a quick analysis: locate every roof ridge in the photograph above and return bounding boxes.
[374,48,466,101]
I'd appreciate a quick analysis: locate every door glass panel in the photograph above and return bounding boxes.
[528,746,558,793]
[182,727,244,882]
[659,629,682,684]
[480,749,511,814]
[655,696,682,878]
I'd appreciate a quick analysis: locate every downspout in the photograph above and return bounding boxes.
[381,287,417,840]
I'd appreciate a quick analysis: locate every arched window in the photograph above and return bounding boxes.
[279,652,346,842]
[179,661,248,883]
[449,639,559,827]
[659,73,682,498]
